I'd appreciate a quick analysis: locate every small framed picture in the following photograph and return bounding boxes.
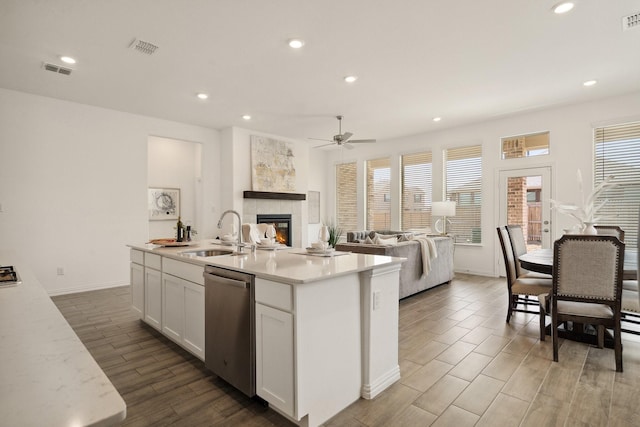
[148,187,180,220]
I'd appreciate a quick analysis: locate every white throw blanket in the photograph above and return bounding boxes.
[412,236,438,277]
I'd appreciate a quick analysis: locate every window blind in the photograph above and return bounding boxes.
[445,145,482,243]
[401,151,432,231]
[366,157,391,230]
[336,162,358,232]
[594,121,640,247]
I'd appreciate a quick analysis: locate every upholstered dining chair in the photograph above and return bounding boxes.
[497,227,552,323]
[595,225,625,241]
[542,235,625,372]
[506,225,552,279]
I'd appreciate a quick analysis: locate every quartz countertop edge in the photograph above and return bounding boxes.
[0,250,126,427]
[129,240,405,284]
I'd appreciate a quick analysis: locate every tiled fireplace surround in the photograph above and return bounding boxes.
[242,198,303,248]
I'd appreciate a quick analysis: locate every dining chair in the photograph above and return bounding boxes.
[621,210,639,333]
[497,227,552,323]
[595,225,625,241]
[543,235,625,372]
[506,225,552,279]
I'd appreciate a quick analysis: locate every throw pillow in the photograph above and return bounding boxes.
[374,234,398,245]
[398,233,414,242]
[364,236,375,244]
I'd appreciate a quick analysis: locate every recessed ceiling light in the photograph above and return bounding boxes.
[242,115,251,120]
[196,93,209,100]
[60,56,76,64]
[433,117,442,122]
[553,2,574,14]
[344,75,358,83]
[288,39,305,49]
[583,80,597,87]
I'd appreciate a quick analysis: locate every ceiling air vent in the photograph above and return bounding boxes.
[129,38,159,55]
[42,62,72,75]
[622,12,640,31]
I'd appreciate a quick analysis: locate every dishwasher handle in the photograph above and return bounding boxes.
[204,272,249,289]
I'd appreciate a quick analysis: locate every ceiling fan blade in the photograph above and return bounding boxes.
[340,132,354,142]
[348,139,376,144]
[313,142,336,149]
[308,137,333,142]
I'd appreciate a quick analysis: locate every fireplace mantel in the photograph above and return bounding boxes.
[243,191,306,201]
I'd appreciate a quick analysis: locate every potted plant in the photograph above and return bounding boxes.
[325,221,343,248]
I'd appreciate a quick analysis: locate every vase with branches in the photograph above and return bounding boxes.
[549,169,616,232]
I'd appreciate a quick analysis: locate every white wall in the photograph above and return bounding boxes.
[0,88,220,295]
[148,136,201,239]
[323,91,640,277]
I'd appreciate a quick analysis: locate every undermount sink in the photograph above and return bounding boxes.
[179,249,233,258]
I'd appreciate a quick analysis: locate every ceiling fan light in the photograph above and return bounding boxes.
[344,75,358,83]
[553,2,574,14]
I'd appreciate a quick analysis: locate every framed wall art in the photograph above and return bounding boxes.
[308,191,320,224]
[148,187,180,220]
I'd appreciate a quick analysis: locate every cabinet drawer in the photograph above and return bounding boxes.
[255,278,292,312]
[145,253,162,270]
[163,258,204,285]
[130,249,144,264]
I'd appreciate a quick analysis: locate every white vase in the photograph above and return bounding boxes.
[582,222,597,235]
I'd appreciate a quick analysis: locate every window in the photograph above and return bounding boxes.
[366,157,391,230]
[401,151,432,230]
[336,162,358,231]
[501,131,549,159]
[445,145,482,243]
[594,121,640,247]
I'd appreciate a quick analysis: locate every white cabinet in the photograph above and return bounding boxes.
[161,259,205,360]
[255,303,294,417]
[130,250,144,319]
[144,267,162,330]
[144,253,162,331]
[130,262,144,318]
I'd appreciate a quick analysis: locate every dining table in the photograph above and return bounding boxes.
[519,247,638,347]
[519,248,638,280]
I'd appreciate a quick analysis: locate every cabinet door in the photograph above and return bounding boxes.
[162,273,184,343]
[255,303,295,417]
[130,262,144,319]
[144,267,162,331]
[183,280,205,360]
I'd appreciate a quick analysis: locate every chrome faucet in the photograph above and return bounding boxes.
[217,209,244,252]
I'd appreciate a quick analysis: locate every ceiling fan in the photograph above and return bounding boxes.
[310,115,376,149]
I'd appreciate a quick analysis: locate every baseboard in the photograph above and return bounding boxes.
[47,281,129,296]
[361,365,401,400]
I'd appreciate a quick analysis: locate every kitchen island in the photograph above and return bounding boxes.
[128,239,404,427]
[0,250,126,426]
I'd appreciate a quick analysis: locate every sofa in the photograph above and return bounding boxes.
[335,231,454,299]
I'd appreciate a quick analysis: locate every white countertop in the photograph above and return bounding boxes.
[129,240,405,284]
[0,251,126,427]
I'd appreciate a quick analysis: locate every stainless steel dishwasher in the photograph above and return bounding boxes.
[203,265,255,397]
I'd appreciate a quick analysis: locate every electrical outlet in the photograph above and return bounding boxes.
[57,267,64,276]
[373,291,381,310]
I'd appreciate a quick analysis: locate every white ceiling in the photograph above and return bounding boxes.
[1,0,639,142]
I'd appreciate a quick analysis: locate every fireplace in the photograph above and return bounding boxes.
[257,214,292,246]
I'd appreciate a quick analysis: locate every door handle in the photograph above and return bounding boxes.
[543,229,549,233]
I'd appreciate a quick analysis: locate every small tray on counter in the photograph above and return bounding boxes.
[0,266,21,287]
[147,238,194,247]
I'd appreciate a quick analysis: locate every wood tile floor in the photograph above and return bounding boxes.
[52,274,640,426]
